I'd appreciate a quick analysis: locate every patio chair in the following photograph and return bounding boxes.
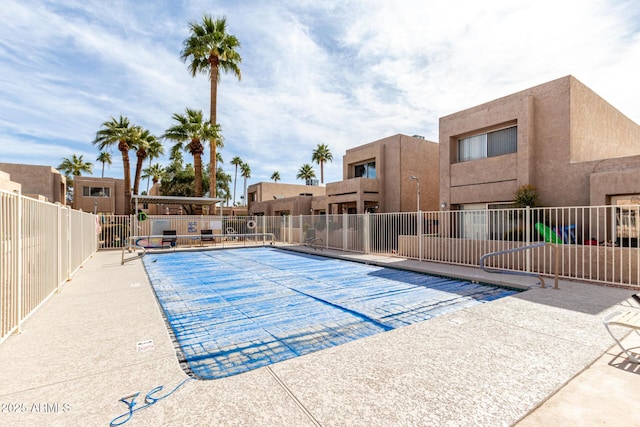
[201,229,215,246]
[162,230,177,249]
[603,308,640,363]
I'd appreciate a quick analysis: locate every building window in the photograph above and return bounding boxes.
[458,126,517,162]
[354,161,376,178]
[82,186,111,197]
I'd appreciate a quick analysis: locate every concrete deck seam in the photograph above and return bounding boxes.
[266,366,323,427]
[461,307,611,350]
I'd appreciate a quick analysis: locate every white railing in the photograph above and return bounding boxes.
[0,190,97,344]
[97,204,640,288]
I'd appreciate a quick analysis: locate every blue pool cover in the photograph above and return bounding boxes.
[143,247,519,379]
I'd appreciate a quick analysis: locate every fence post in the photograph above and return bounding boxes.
[67,206,71,281]
[16,191,23,333]
[326,214,329,249]
[417,210,423,261]
[525,206,531,273]
[57,203,62,293]
[363,212,370,254]
[343,213,348,250]
[299,214,303,244]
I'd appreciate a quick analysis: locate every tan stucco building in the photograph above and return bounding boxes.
[248,182,327,216]
[73,176,126,214]
[327,134,439,214]
[248,134,440,215]
[0,163,66,204]
[439,75,640,210]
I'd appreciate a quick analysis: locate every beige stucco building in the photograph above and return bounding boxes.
[439,75,640,210]
[248,182,327,216]
[248,134,440,215]
[327,134,439,214]
[0,163,66,204]
[73,176,126,214]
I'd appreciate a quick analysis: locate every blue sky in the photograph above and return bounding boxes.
[1,0,639,188]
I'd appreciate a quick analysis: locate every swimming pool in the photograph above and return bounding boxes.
[143,247,519,379]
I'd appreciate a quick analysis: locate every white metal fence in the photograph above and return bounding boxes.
[100,204,640,288]
[0,190,97,344]
[5,200,635,344]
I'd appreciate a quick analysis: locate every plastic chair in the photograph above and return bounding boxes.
[603,308,640,363]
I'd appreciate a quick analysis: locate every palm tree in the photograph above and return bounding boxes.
[312,143,333,184]
[216,167,232,206]
[58,154,93,180]
[162,108,220,198]
[296,163,316,183]
[230,156,243,205]
[270,171,281,183]
[240,162,251,206]
[93,115,136,209]
[181,14,242,198]
[131,128,159,196]
[145,138,164,192]
[96,151,112,178]
[142,163,166,188]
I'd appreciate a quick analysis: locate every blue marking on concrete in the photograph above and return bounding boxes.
[143,247,520,379]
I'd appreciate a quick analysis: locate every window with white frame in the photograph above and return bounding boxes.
[458,126,517,162]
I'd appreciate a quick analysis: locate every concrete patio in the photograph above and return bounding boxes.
[0,247,639,426]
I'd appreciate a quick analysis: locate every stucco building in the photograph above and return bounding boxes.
[439,75,640,211]
[248,134,440,216]
[0,163,66,204]
[327,134,439,214]
[248,182,327,216]
[73,176,126,214]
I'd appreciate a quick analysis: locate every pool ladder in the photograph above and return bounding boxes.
[479,242,559,289]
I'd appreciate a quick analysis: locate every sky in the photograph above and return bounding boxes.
[1,0,639,192]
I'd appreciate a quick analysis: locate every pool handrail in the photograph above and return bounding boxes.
[121,233,277,265]
[479,242,559,289]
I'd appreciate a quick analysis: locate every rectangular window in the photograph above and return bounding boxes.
[458,126,517,162]
[354,161,376,178]
[82,186,111,197]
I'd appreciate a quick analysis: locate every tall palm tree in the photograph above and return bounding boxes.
[270,171,281,183]
[58,154,93,180]
[131,127,159,196]
[312,143,333,184]
[181,14,242,198]
[93,115,136,209]
[297,163,316,183]
[240,162,251,206]
[96,151,112,178]
[162,108,220,198]
[230,156,243,205]
[142,163,166,189]
[216,167,232,206]
[145,138,164,192]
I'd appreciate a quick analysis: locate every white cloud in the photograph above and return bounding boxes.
[1,0,639,187]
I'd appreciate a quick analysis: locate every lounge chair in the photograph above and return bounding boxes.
[201,229,215,246]
[162,230,177,248]
[603,309,640,363]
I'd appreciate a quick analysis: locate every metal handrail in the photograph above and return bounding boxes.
[479,242,559,289]
[121,233,276,265]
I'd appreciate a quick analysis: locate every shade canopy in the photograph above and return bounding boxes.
[132,195,224,206]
